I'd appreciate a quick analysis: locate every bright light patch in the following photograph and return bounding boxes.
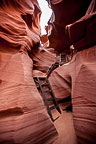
[37,0,52,35]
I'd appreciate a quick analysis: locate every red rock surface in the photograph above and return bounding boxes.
[53,111,78,144]
[0,50,58,144]
[51,0,63,5]
[0,0,96,143]
[48,0,91,53]
[0,0,58,143]
[31,46,56,73]
[48,1,96,143]
[0,0,41,51]
[49,63,71,100]
[49,46,96,144]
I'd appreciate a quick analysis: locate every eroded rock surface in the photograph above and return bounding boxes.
[49,46,96,144]
[48,0,91,53]
[48,0,96,143]
[0,0,58,143]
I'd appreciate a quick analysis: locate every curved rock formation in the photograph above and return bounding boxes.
[49,46,96,144]
[31,46,56,73]
[0,0,41,51]
[48,0,92,53]
[0,0,58,143]
[48,0,96,143]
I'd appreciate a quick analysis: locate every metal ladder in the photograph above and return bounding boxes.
[34,76,61,121]
[33,55,69,121]
[34,54,68,121]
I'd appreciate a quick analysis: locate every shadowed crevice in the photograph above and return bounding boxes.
[0,107,24,118]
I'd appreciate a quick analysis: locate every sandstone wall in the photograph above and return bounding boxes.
[49,46,96,144]
[48,1,96,143]
[0,0,58,143]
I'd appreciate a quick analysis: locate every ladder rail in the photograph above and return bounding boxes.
[34,77,61,121]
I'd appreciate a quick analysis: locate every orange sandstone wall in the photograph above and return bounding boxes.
[0,0,58,143]
[49,46,96,144]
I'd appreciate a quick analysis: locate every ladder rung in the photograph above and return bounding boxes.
[47,97,54,101]
[33,77,46,81]
[41,83,49,87]
[43,90,52,93]
[38,77,46,80]
[34,76,61,121]
[49,105,58,110]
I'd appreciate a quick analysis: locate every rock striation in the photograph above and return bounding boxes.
[49,46,96,144]
[31,46,56,73]
[48,0,92,53]
[48,0,96,143]
[0,0,58,143]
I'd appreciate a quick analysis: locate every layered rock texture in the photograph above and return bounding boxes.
[48,0,94,53]
[0,0,58,143]
[31,47,56,73]
[49,46,96,144]
[48,0,96,143]
[0,0,96,144]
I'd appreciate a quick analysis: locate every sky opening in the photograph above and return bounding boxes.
[37,0,52,35]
